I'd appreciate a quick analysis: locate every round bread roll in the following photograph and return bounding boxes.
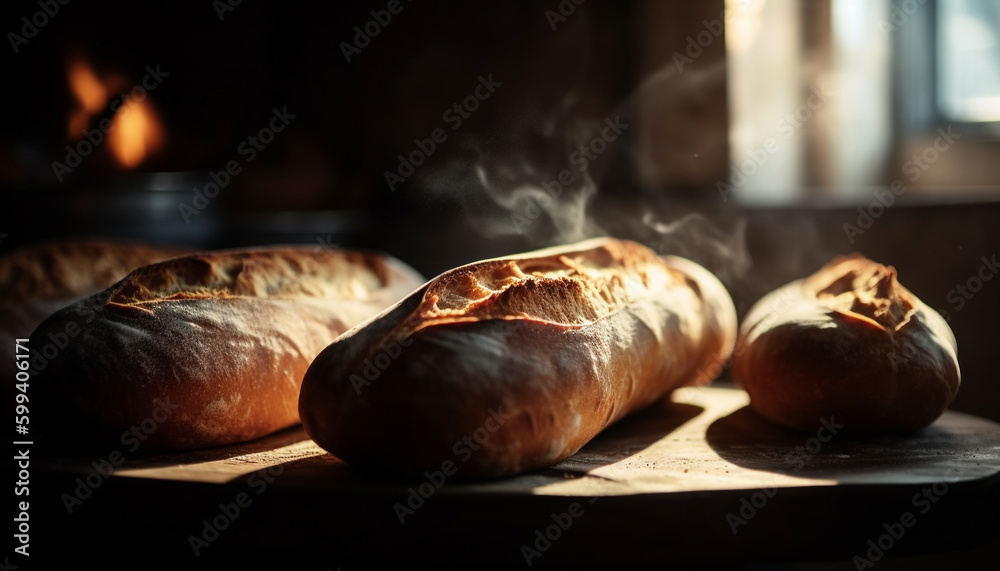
[731,254,960,433]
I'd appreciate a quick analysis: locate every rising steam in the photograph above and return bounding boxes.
[412,13,757,292]
[472,162,599,245]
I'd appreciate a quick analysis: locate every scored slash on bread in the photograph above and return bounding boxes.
[30,245,425,451]
[0,239,191,308]
[299,237,738,480]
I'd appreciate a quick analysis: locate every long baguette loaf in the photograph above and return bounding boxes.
[2,239,189,411]
[31,245,425,450]
[299,237,738,479]
[731,254,960,432]
[1,238,189,346]
[1,239,190,310]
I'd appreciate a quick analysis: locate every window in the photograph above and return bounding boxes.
[937,0,1000,123]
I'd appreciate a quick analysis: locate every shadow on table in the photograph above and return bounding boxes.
[536,398,706,478]
[705,403,985,481]
[37,398,705,492]
[36,424,314,472]
[271,398,707,489]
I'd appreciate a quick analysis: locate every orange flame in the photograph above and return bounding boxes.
[66,55,165,169]
[67,57,107,137]
[107,99,164,168]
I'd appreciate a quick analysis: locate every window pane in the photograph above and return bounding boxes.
[938,0,1000,121]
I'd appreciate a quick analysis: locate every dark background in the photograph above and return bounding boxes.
[1,1,998,568]
[2,0,995,419]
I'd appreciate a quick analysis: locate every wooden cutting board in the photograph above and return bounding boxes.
[32,384,1000,568]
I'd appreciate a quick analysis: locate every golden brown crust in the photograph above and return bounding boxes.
[1,238,190,411]
[807,253,915,329]
[107,248,393,304]
[0,238,189,306]
[409,240,679,328]
[732,254,960,433]
[0,238,190,343]
[31,245,425,451]
[299,237,738,479]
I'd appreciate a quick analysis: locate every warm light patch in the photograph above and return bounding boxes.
[108,99,164,168]
[67,57,107,137]
[65,54,165,169]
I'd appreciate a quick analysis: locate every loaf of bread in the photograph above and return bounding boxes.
[1,238,189,339]
[2,239,189,411]
[31,245,425,450]
[299,237,738,479]
[731,254,960,432]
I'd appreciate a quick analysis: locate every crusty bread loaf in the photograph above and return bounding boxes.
[299,237,738,479]
[731,254,960,432]
[31,245,425,450]
[1,238,189,341]
[2,239,189,410]
[1,239,190,307]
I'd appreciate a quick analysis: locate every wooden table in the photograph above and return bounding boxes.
[31,384,1000,569]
